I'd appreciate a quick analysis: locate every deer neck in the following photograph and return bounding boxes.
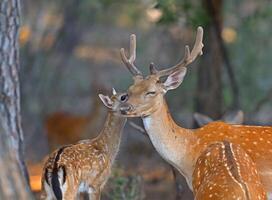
[99,112,127,163]
[142,99,195,181]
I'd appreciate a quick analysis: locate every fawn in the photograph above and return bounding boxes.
[117,27,272,197]
[193,141,267,200]
[41,89,128,200]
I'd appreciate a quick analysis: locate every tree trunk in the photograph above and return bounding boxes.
[0,0,33,198]
[195,0,223,120]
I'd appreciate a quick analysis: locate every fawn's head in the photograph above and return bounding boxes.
[99,88,129,115]
[118,27,204,117]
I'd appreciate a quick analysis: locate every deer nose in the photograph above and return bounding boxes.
[120,104,133,114]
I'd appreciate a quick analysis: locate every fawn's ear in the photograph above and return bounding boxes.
[162,67,187,91]
[99,94,113,109]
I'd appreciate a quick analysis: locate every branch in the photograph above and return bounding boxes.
[128,121,147,136]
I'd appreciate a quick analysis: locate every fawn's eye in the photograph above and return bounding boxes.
[120,94,128,102]
[145,91,156,96]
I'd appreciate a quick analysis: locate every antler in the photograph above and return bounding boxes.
[152,26,204,77]
[120,34,143,78]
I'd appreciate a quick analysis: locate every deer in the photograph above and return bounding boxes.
[193,141,267,200]
[130,110,245,199]
[41,89,128,200]
[116,27,272,198]
[29,96,103,191]
[194,110,244,127]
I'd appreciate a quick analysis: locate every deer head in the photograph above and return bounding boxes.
[99,88,129,114]
[118,27,204,117]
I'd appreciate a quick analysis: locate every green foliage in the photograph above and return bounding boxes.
[188,6,210,28]
[111,177,141,200]
[155,0,179,24]
[104,169,143,200]
[226,0,272,111]
[155,0,210,27]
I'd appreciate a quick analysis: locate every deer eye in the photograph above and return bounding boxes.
[120,94,128,102]
[145,91,156,96]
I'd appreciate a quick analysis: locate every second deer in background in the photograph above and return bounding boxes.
[45,85,107,150]
[194,110,244,127]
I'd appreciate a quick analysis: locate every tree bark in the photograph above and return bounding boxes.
[0,0,33,198]
[205,0,240,109]
[195,0,223,120]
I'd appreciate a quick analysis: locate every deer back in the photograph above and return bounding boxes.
[193,141,267,200]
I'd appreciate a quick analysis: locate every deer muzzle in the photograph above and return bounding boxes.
[120,104,134,115]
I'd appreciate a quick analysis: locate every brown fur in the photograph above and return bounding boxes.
[193,141,267,200]
[41,94,126,200]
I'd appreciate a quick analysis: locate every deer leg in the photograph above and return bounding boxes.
[94,191,101,200]
[87,187,101,200]
[63,189,76,200]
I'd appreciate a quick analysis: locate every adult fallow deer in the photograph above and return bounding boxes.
[117,27,272,198]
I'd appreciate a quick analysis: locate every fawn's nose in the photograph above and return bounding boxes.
[120,104,133,114]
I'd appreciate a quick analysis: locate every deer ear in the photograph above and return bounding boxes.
[194,113,213,127]
[98,94,113,109]
[222,110,244,124]
[162,67,187,91]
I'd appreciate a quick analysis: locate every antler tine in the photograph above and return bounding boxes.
[120,34,143,77]
[156,26,204,77]
[129,34,136,62]
[190,26,204,59]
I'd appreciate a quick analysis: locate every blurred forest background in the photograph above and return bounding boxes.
[17,0,272,199]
